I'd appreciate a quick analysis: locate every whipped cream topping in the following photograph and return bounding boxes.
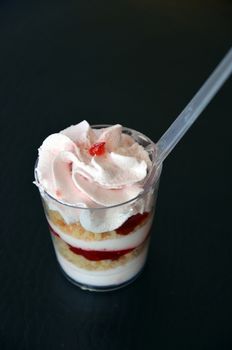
[36,121,151,206]
[35,121,155,232]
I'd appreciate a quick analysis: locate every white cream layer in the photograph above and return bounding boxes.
[47,214,153,251]
[54,240,150,287]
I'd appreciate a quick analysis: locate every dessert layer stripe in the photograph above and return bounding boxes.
[47,214,153,251]
[54,240,149,286]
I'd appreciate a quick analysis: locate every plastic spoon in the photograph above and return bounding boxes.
[155,48,232,166]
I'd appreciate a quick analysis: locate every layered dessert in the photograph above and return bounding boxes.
[34,121,160,291]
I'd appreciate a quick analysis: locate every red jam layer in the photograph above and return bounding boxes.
[49,225,135,261]
[49,226,59,237]
[116,212,149,235]
[48,212,149,261]
[68,245,134,261]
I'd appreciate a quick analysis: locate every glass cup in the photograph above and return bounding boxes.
[34,126,162,291]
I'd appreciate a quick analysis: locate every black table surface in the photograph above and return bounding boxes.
[1,1,232,349]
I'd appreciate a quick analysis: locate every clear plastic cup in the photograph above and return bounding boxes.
[34,126,162,291]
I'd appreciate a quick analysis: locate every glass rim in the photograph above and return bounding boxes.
[34,124,162,210]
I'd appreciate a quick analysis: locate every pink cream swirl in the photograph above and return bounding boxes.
[36,121,152,208]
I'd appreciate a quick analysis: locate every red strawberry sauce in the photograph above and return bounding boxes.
[68,246,134,261]
[116,213,149,235]
[89,142,106,156]
[49,212,149,261]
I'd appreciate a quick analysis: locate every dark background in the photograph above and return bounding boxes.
[1,0,232,349]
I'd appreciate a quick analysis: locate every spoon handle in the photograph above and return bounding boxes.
[156,48,232,165]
